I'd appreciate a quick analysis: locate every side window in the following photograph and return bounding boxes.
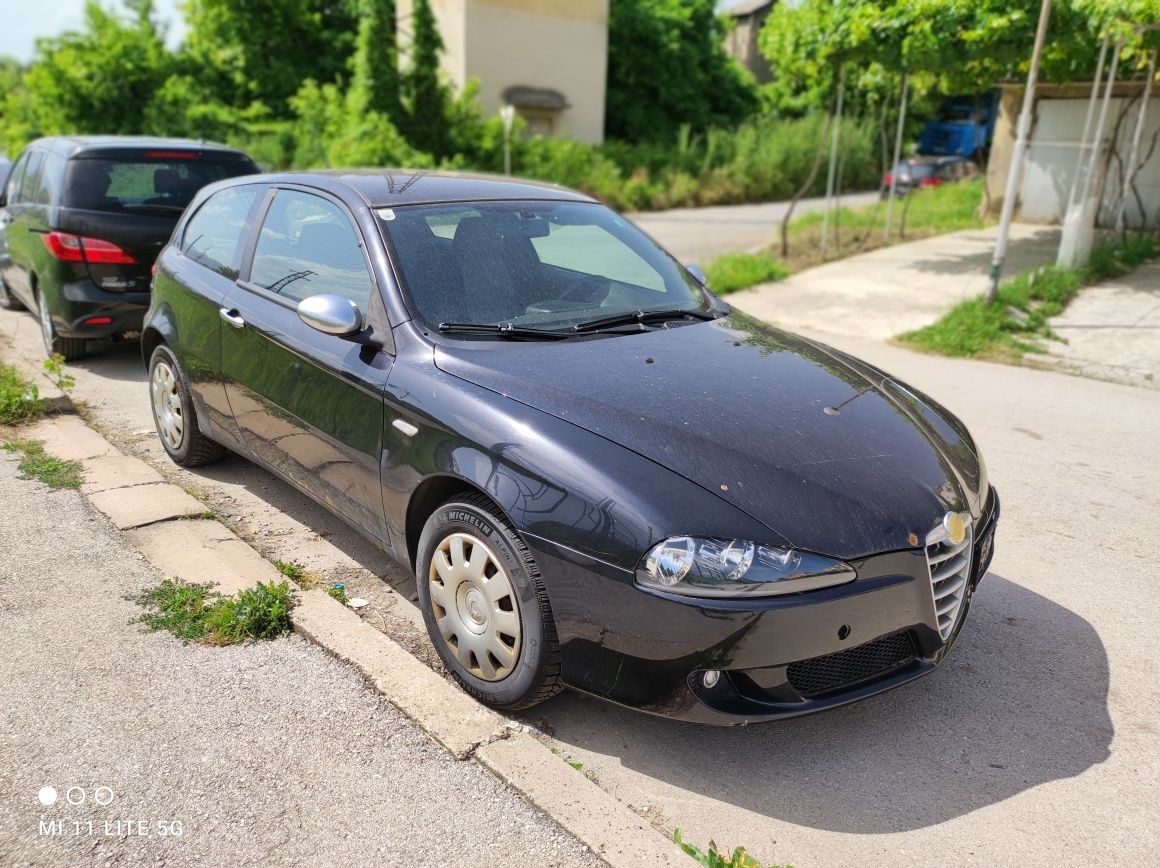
[31,153,64,205]
[19,151,45,205]
[249,190,372,308]
[4,154,28,204]
[532,223,666,292]
[182,185,262,279]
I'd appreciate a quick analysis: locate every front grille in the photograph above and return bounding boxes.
[926,519,974,641]
[786,631,917,698]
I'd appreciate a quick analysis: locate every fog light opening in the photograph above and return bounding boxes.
[702,669,721,689]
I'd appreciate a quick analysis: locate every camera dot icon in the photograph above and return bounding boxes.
[38,786,58,806]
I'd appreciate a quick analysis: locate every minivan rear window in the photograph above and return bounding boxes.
[62,156,257,214]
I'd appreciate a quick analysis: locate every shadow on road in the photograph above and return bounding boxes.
[532,573,1111,834]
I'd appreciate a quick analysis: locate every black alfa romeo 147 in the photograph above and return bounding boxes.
[142,171,999,724]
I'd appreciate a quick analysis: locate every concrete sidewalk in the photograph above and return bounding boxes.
[1038,261,1160,389]
[729,223,1061,340]
[631,191,879,262]
[0,455,600,868]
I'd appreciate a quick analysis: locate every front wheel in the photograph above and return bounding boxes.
[38,291,85,360]
[148,344,224,467]
[416,494,562,710]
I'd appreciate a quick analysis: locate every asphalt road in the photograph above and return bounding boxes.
[2,279,1158,865]
[0,454,600,867]
[630,191,879,263]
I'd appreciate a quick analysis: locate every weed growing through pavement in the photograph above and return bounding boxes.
[0,364,42,424]
[131,578,294,646]
[326,584,349,604]
[2,439,83,489]
[274,558,324,590]
[673,829,789,868]
[42,354,75,391]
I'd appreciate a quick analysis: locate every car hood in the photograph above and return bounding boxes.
[433,312,983,560]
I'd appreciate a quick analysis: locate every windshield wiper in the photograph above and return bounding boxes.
[571,308,717,333]
[122,203,186,215]
[438,322,573,340]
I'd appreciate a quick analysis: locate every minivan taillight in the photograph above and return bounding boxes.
[42,232,136,265]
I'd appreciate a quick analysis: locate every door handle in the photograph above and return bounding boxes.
[219,307,245,329]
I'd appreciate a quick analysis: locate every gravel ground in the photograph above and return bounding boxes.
[0,454,602,868]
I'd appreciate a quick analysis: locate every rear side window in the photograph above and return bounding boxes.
[63,155,257,213]
[249,189,372,308]
[18,151,45,205]
[30,153,65,205]
[182,186,263,279]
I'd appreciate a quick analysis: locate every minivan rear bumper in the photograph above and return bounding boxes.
[55,279,150,338]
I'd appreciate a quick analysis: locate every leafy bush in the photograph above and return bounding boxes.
[0,364,42,424]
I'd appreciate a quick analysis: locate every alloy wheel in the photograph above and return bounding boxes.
[428,532,521,681]
[150,360,185,451]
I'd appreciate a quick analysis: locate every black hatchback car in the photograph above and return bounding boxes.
[143,171,999,724]
[0,137,258,359]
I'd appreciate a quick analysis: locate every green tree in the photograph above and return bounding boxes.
[182,0,357,115]
[350,0,402,121]
[401,0,451,158]
[605,0,758,143]
[3,0,172,150]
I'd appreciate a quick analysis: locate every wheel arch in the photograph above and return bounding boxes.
[405,473,508,571]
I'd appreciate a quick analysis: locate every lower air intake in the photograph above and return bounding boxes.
[786,631,917,698]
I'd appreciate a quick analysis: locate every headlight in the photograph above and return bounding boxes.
[637,537,856,598]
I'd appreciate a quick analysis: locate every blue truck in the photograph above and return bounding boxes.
[918,92,1000,158]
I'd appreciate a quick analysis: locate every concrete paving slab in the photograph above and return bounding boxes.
[23,414,116,460]
[80,453,165,494]
[730,223,1061,340]
[1039,261,1160,389]
[124,518,283,594]
[87,482,207,529]
[476,734,685,868]
[294,589,509,760]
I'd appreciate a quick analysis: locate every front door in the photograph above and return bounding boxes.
[221,187,392,543]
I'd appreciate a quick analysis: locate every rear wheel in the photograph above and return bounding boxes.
[148,344,224,467]
[416,494,563,710]
[38,290,85,360]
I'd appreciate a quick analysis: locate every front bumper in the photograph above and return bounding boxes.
[51,279,150,339]
[534,487,999,724]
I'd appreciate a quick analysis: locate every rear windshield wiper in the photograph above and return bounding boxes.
[438,322,573,340]
[571,308,717,333]
[121,203,187,215]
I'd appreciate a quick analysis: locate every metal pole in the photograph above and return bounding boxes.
[820,65,846,259]
[1115,49,1157,232]
[986,0,1052,304]
[882,72,909,242]
[1064,35,1108,214]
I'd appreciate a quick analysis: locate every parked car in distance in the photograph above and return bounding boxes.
[144,170,999,724]
[0,159,11,292]
[0,137,258,359]
[882,155,979,197]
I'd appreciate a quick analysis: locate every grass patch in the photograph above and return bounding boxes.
[131,578,294,646]
[274,559,305,581]
[673,829,788,868]
[705,253,790,295]
[0,363,43,424]
[2,439,83,489]
[899,233,1158,360]
[704,180,987,294]
[326,583,349,605]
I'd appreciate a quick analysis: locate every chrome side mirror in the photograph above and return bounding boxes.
[297,294,363,337]
[686,263,709,288]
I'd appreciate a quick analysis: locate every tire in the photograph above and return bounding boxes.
[416,493,563,710]
[148,344,225,467]
[0,276,23,311]
[38,290,85,360]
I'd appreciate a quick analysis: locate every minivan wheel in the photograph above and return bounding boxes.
[38,291,85,360]
[148,344,225,467]
[416,494,563,710]
[0,277,22,311]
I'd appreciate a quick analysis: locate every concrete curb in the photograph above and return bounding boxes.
[0,342,685,868]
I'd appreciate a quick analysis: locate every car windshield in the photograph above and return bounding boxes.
[63,155,257,213]
[379,200,711,333]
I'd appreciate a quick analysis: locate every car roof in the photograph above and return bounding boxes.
[252,169,598,208]
[27,136,253,161]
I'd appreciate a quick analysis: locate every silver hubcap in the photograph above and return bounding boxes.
[39,295,54,350]
[150,361,184,451]
[429,532,521,681]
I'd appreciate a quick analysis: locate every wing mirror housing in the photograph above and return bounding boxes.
[297,294,363,337]
[686,263,709,288]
